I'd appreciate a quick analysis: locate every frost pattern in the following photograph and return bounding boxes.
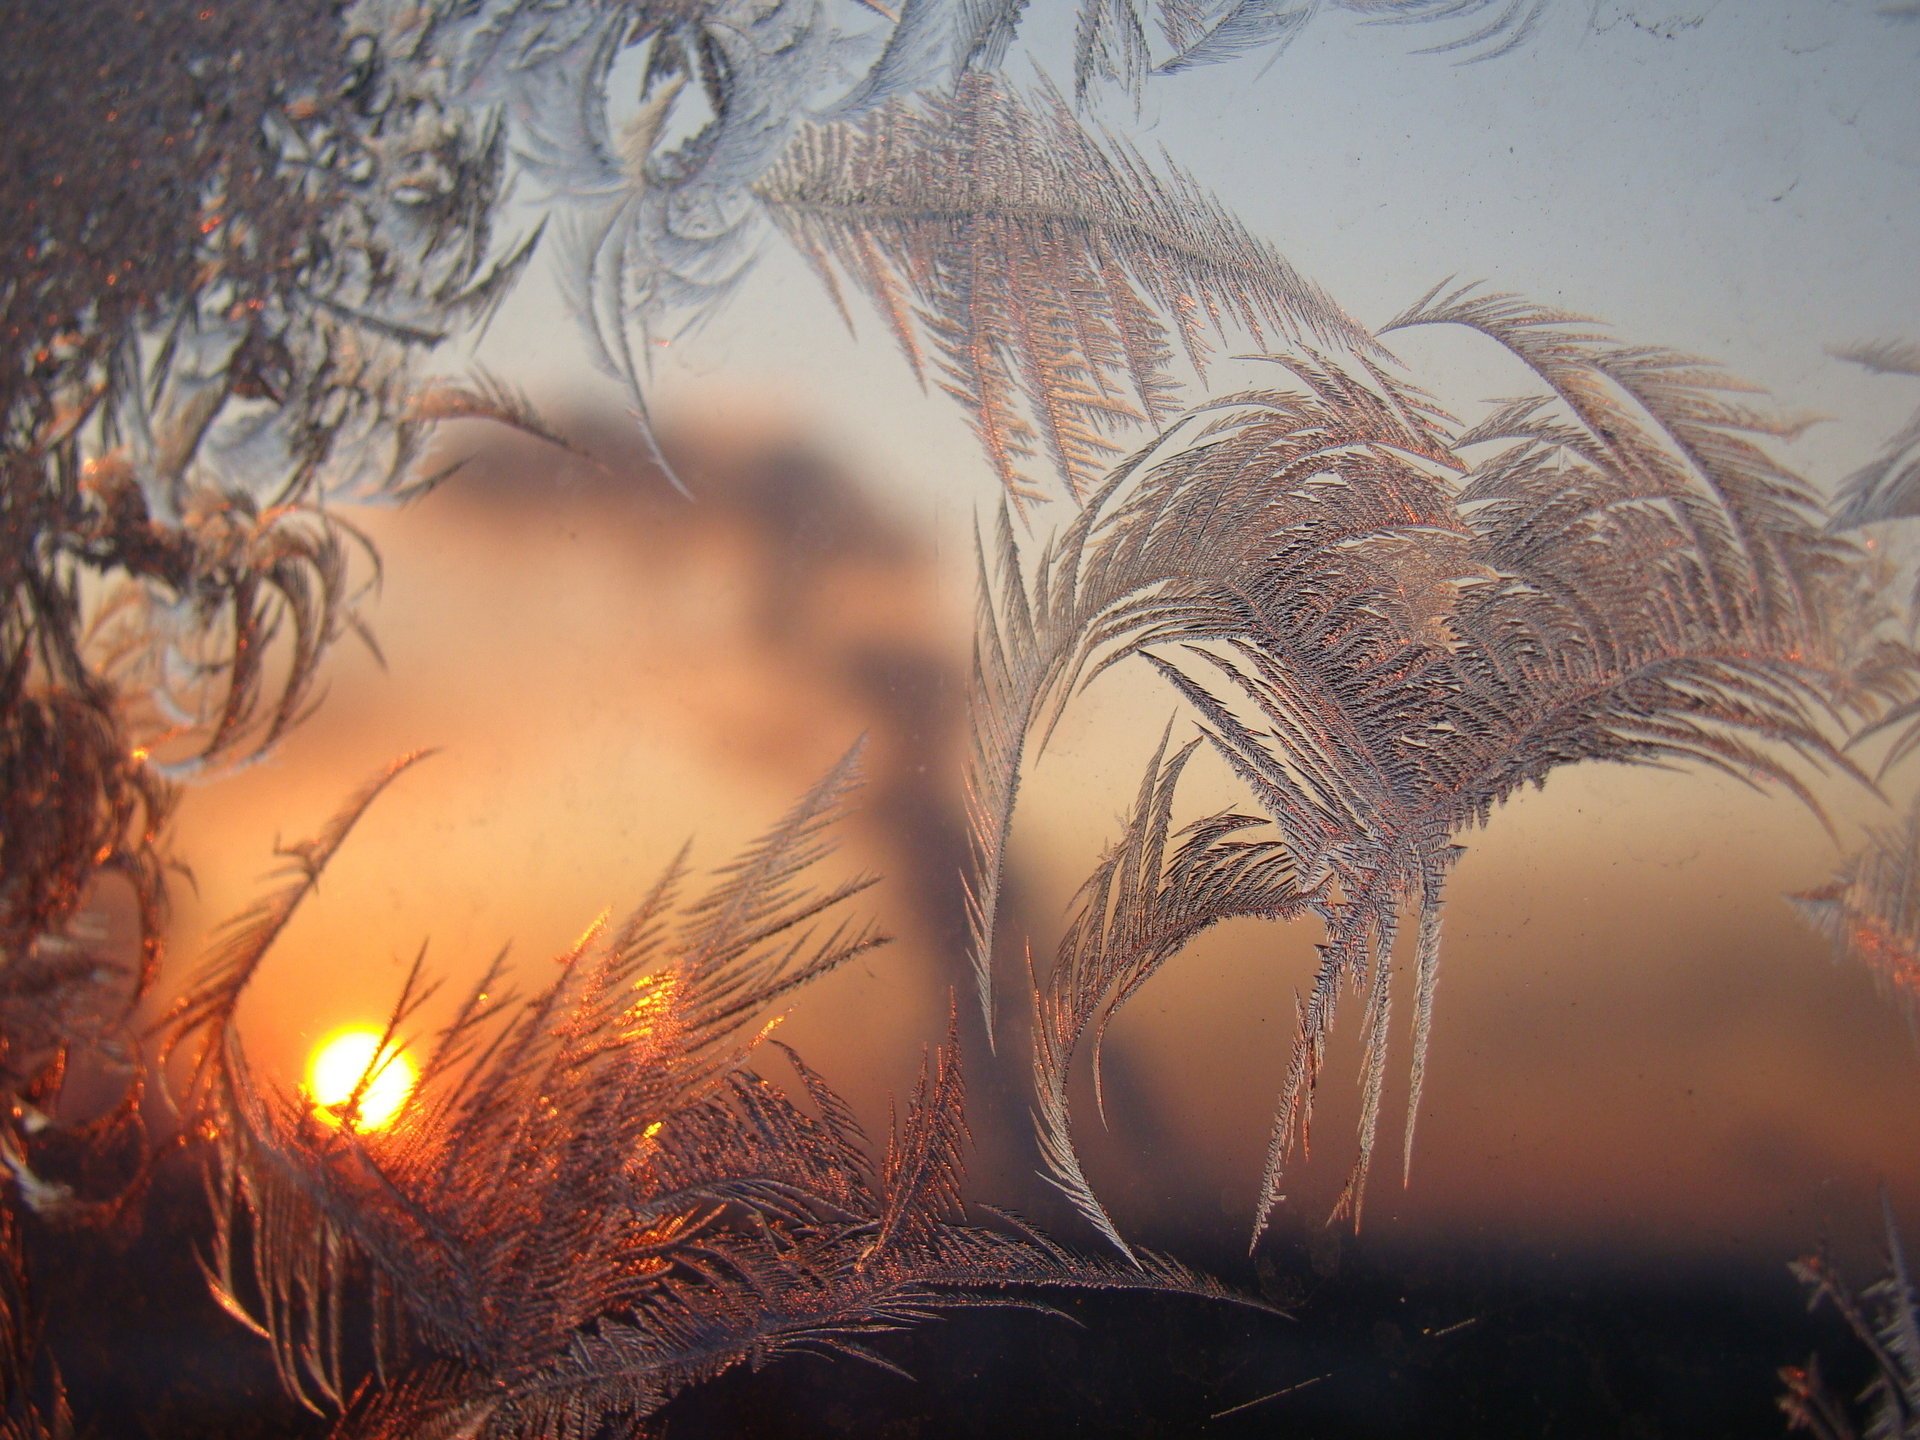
[1,0,554,1152]
[1831,342,1920,539]
[10,0,1920,1431]
[454,5,1370,506]
[968,286,1912,1244]
[445,0,896,485]
[162,751,1257,1436]
[1828,341,1920,768]
[1793,798,1920,1026]
[1781,1197,1920,1440]
[756,74,1375,506]
[1072,0,1551,103]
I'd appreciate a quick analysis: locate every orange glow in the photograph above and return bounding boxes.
[620,971,679,1044]
[1849,916,1920,998]
[305,1028,418,1131]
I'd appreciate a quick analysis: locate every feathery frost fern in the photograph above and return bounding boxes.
[9,0,1918,1431]
[1793,797,1920,1030]
[1070,0,1551,102]
[0,0,568,1186]
[756,74,1375,506]
[1831,342,1920,541]
[1782,1197,1920,1440]
[453,2,1380,506]
[969,284,1912,1245]
[1827,342,1920,769]
[162,750,1257,1436]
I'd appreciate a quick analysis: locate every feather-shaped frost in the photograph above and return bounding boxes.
[1070,0,1549,103]
[167,751,1261,1436]
[1830,341,1920,535]
[448,0,883,489]
[1,3,592,1193]
[754,74,1378,507]
[1792,797,1920,1028]
[1336,0,1549,61]
[1781,1197,1920,1440]
[450,14,1377,507]
[968,284,1912,1247]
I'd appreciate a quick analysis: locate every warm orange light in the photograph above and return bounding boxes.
[305,1028,417,1132]
[619,971,679,1044]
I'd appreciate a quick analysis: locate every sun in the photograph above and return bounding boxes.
[304,1027,418,1132]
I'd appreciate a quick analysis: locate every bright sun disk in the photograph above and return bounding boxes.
[305,1027,417,1131]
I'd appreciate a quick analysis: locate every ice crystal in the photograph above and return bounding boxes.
[756,74,1374,506]
[1071,0,1550,103]
[967,284,1912,1244]
[447,0,890,483]
[455,4,1371,506]
[8,2,1916,1432]
[1782,1197,1920,1440]
[1794,798,1920,1027]
[1828,341,1920,768]
[1830,342,1920,565]
[0,1198,72,1438]
[2,0,559,1129]
[162,750,1257,1435]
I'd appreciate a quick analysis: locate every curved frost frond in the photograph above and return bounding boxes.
[1830,340,1920,533]
[453,18,1377,509]
[963,344,1465,1040]
[1822,342,1920,768]
[449,0,891,483]
[1792,796,1920,1026]
[1033,730,1304,1256]
[4,2,567,1111]
[972,286,1912,1249]
[755,74,1379,507]
[1072,0,1548,104]
[1782,1197,1920,1440]
[1335,0,1549,61]
[825,0,1031,119]
[172,751,1256,1435]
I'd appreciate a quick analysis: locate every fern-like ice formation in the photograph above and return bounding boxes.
[448,0,877,482]
[1070,0,1551,104]
[1830,341,1920,539]
[2,0,563,1144]
[163,750,1256,1436]
[1826,341,1920,769]
[465,0,1373,509]
[967,284,1912,1246]
[755,74,1375,507]
[12,0,552,771]
[1780,1196,1920,1440]
[446,0,995,494]
[1793,798,1920,1027]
